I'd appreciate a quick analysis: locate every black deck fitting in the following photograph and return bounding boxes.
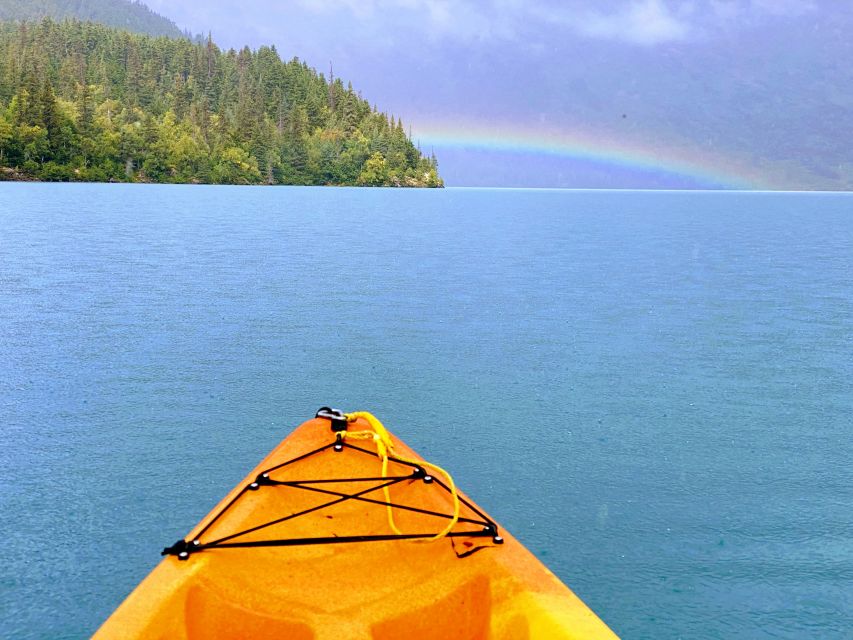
[162,539,196,560]
[316,407,348,432]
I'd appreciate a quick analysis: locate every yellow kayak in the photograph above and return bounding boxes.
[94,409,619,639]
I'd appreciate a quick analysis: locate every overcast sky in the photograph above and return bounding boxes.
[143,1,834,188]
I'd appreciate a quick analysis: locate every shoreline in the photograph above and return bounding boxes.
[0,168,444,188]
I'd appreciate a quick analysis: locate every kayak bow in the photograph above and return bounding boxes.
[94,409,619,639]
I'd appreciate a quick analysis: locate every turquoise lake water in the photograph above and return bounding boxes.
[1,183,851,639]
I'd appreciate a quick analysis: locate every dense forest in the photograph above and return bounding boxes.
[0,19,442,186]
[0,0,183,38]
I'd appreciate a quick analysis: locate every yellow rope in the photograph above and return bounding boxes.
[341,411,460,542]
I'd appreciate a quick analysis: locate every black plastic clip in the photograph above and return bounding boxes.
[162,538,198,560]
[316,407,348,432]
[482,524,504,544]
[254,472,274,486]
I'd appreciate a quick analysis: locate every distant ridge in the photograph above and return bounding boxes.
[0,0,184,38]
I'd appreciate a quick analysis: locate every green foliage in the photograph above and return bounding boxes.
[0,19,443,187]
[357,152,389,186]
[0,109,12,162]
[211,147,260,185]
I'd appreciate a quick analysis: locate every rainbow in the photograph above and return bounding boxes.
[412,120,770,190]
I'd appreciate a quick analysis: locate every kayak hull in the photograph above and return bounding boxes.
[94,415,618,639]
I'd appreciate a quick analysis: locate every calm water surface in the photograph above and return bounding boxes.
[1,184,851,639]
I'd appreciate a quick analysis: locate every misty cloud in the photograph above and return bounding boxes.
[145,1,821,49]
[288,0,817,46]
[567,0,690,45]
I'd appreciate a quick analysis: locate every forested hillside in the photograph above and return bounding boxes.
[0,19,442,186]
[0,0,183,38]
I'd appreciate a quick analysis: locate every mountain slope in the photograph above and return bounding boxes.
[0,0,183,38]
[0,19,442,186]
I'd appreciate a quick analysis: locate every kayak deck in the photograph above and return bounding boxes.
[94,411,618,639]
